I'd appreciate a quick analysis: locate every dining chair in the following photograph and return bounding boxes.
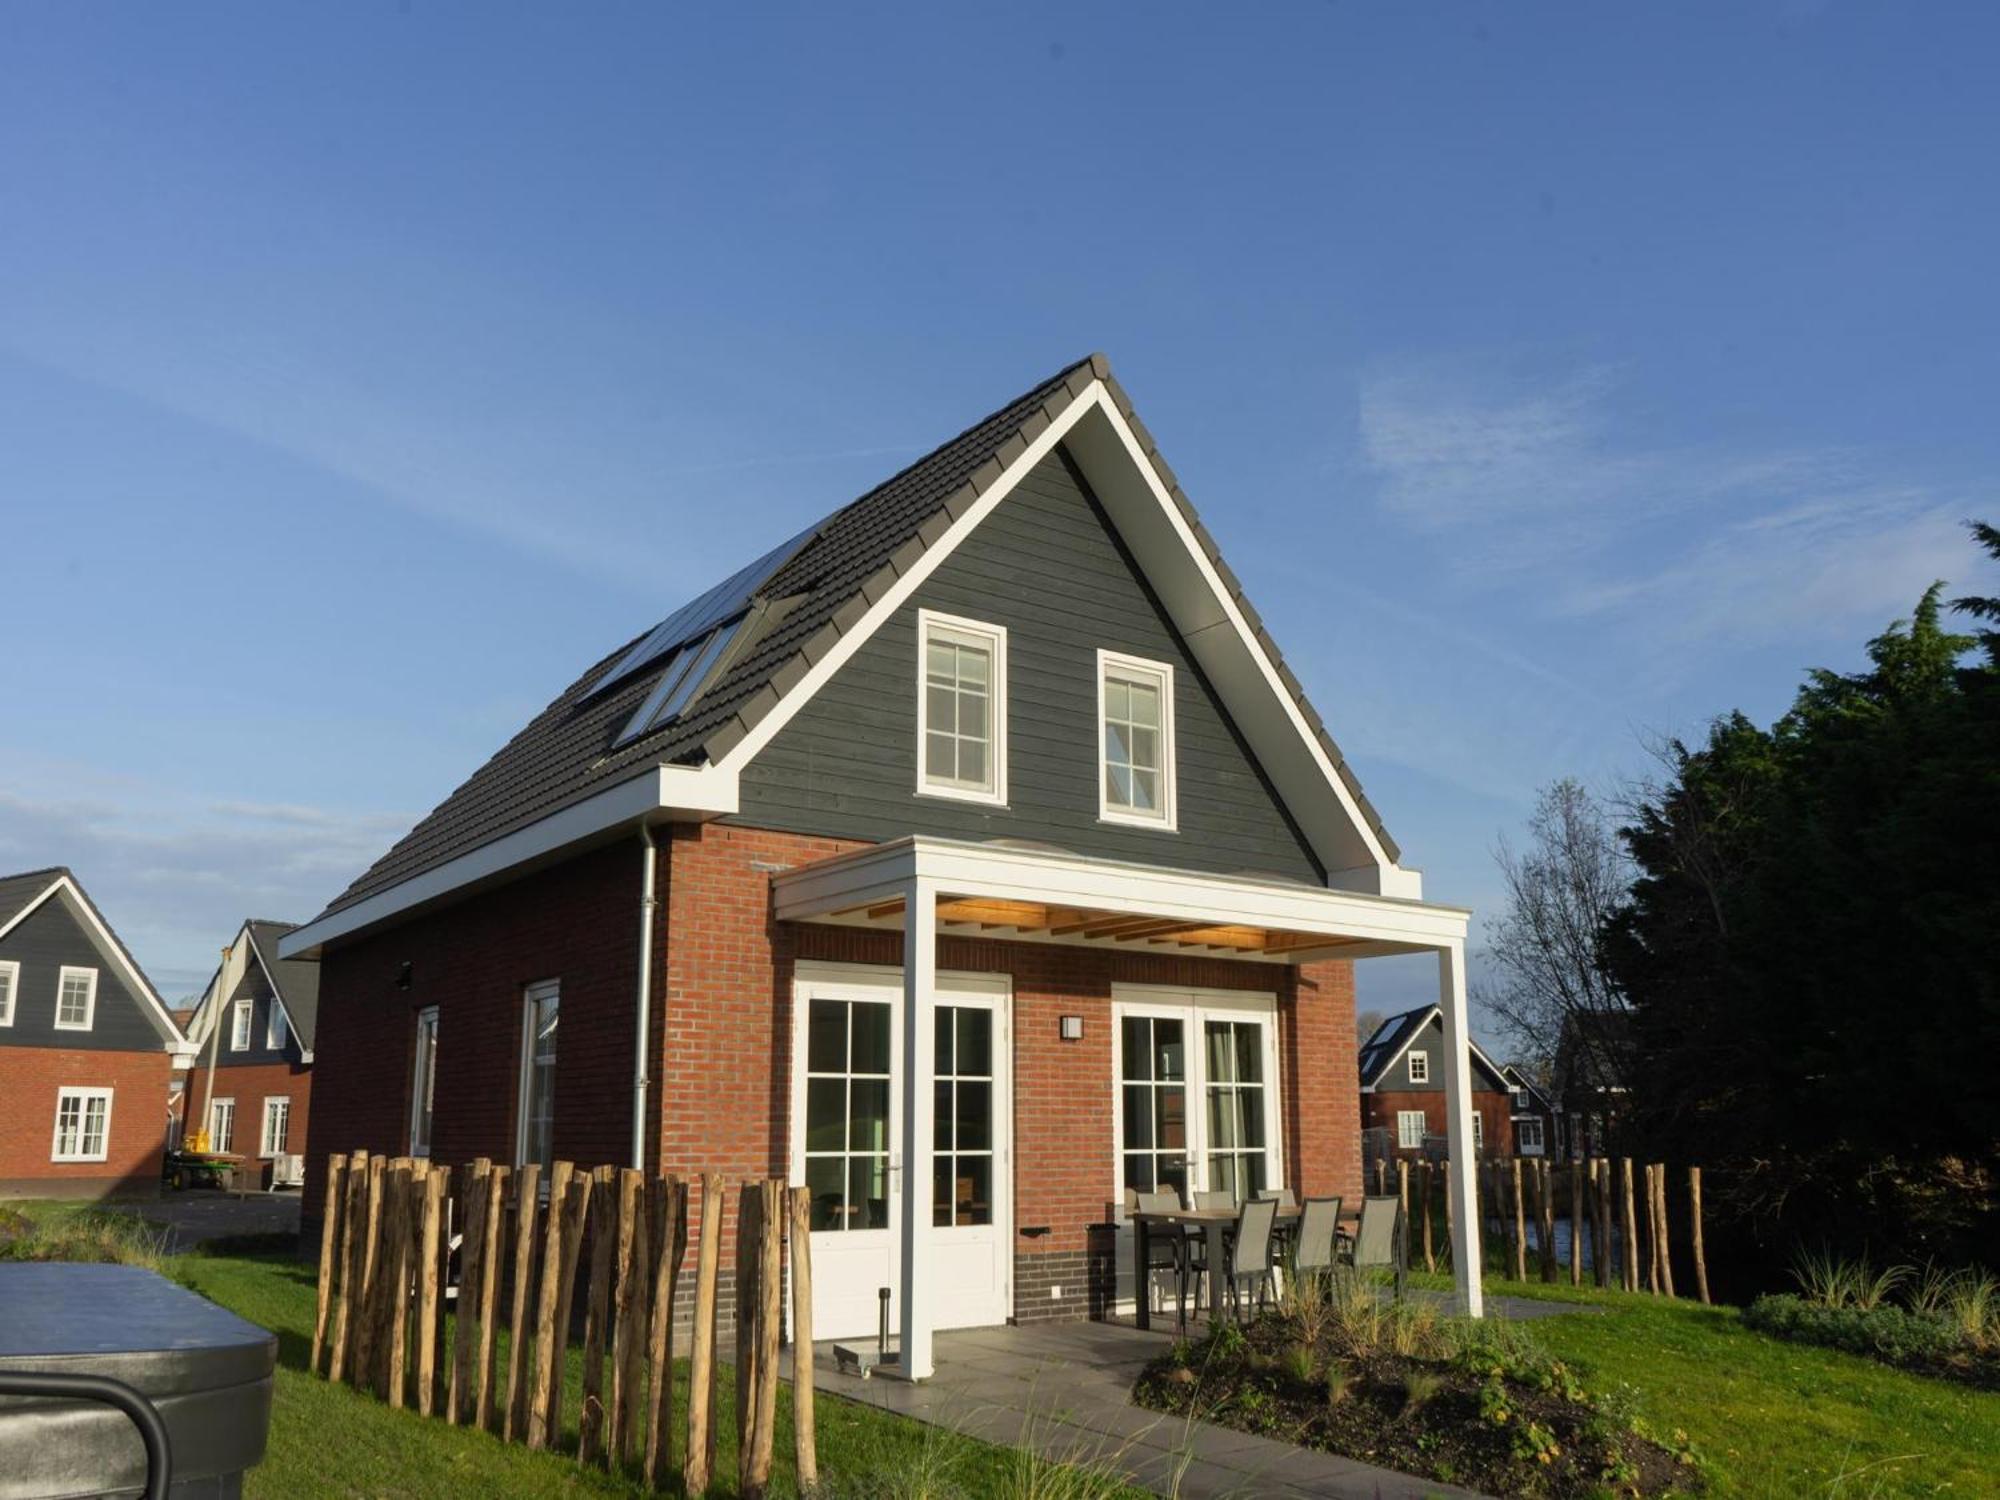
[1135,1189,1193,1327]
[1260,1186,1299,1257]
[1222,1195,1280,1320]
[1340,1194,1406,1301]
[1195,1189,1235,1212]
[1292,1195,1341,1286]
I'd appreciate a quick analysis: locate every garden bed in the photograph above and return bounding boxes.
[1133,1293,1701,1499]
[1743,1293,2000,1390]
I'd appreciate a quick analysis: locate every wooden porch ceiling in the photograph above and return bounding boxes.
[840,895,1364,958]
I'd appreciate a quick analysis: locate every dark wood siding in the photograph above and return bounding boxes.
[1371,1016,1510,1094]
[0,892,165,1052]
[207,960,302,1068]
[734,447,1323,882]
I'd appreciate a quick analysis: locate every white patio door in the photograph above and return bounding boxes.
[791,963,1011,1341]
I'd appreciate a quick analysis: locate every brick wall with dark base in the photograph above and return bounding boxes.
[1363,1090,1514,1159]
[183,1058,313,1189]
[0,1048,171,1199]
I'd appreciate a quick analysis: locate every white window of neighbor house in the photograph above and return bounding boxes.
[52,1088,113,1162]
[1098,651,1175,828]
[230,998,252,1051]
[517,981,559,1174]
[1517,1117,1544,1153]
[208,1097,236,1154]
[917,611,1006,805]
[1396,1110,1426,1150]
[410,1006,439,1157]
[56,966,97,1030]
[1406,1051,1430,1084]
[260,1096,291,1157]
[266,1001,287,1051]
[0,960,17,1025]
[1473,1111,1485,1150]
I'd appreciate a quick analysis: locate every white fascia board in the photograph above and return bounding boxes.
[774,836,1468,952]
[279,763,739,959]
[1362,1004,1506,1091]
[1060,395,1412,895]
[242,925,301,1048]
[35,878,187,1047]
[0,877,62,945]
[187,923,253,1046]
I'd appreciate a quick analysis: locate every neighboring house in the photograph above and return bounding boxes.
[1358,1005,1514,1159]
[1552,1009,1634,1159]
[1498,1063,1558,1159]
[182,920,318,1188]
[283,354,1493,1371]
[0,867,194,1198]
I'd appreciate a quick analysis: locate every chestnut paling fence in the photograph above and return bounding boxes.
[309,1152,816,1499]
[1370,1155,1714,1303]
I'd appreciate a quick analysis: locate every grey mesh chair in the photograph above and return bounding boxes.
[1340,1194,1406,1300]
[1292,1195,1341,1285]
[1261,1186,1299,1257]
[1135,1189,1194,1327]
[1222,1195,1280,1320]
[1195,1189,1235,1212]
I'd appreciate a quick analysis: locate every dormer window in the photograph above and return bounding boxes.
[55,966,97,1031]
[231,998,253,1051]
[1406,1052,1430,1084]
[1098,651,1175,828]
[917,611,1006,806]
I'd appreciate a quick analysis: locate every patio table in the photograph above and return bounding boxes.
[1130,1205,1304,1330]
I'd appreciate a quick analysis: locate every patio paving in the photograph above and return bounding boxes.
[803,1317,1500,1499]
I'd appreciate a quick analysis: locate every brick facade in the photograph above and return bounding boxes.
[306,821,1366,1330]
[180,1057,313,1188]
[1363,1088,1514,1159]
[0,1047,173,1198]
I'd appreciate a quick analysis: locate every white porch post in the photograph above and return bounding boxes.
[1436,938,1485,1317]
[899,876,938,1378]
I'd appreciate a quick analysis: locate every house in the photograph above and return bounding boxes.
[1498,1063,1557,1158]
[282,354,1491,1373]
[181,920,319,1188]
[0,867,194,1198]
[1552,1008,1634,1159]
[1357,1005,1513,1158]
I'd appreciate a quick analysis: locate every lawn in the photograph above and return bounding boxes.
[1450,1275,2000,1498]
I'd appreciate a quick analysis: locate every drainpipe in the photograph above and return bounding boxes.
[197,942,228,1148]
[632,823,658,1171]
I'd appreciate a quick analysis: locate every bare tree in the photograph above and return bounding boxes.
[1355,1009,1389,1048]
[1477,778,1630,1069]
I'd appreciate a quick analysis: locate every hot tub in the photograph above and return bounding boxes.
[0,1262,276,1499]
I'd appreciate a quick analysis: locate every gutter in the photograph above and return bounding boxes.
[631,824,658,1171]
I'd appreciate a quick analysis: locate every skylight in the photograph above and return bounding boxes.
[613,615,745,747]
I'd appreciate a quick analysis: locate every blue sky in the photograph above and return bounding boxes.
[3,5,1997,1024]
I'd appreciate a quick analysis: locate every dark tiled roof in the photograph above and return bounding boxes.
[1357,1005,1431,1087]
[313,353,1401,924]
[245,919,320,1050]
[0,866,66,930]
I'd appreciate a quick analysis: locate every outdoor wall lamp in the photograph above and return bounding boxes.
[1060,1015,1084,1041]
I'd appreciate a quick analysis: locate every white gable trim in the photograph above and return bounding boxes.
[0,876,191,1053]
[242,925,313,1064]
[713,382,1413,895]
[1358,1004,1507,1093]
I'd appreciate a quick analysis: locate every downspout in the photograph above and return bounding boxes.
[632,823,658,1171]
[197,943,228,1147]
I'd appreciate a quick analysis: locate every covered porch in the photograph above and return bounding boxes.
[773,834,1481,1380]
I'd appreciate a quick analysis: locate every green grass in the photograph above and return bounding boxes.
[1423,1273,2000,1497]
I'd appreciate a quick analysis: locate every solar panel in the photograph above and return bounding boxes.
[591,521,819,696]
[614,615,745,747]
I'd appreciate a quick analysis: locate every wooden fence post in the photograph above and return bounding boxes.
[504,1163,542,1442]
[736,1183,766,1498]
[1441,1158,1454,1269]
[417,1162,445,1416]
[526,1161,578,1451]
[1509,1158,1527,1281]
[1619,1157,1639,1292]
[353,1154,388,1390]
[1594,1159,1614,1289]
[312,1153,346,1374]
[1569,1160,1584,1287]
[645,1176,689,1490]
[1655,1164,1676,1299]
[685,1172,723,1497]
[579,1166,618,1465]
[475,1164,508,1429]
[788,1184,817,1496]
[747,1181,784,1498]
[381,1160,412,1405]
[328,1150,367,1382]
[1689,1166,1711,1305]
[1643,1164,1660,1294]
[611,1167,650,1468]
[449,1158,491,1423]
[1418,1161,1435,1272]
[1537,1160,1558,1283]
[1395,1159,1409,1246]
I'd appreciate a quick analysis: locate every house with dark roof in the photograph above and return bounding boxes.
[180,920,319,1188]
[1358,1005,1514,1160]
[1552,1008,1635,1160]
[0,867,194,1198]
[1498,1063,1558,1159]
[281,355,1496,1365]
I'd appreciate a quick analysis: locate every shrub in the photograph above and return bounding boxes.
[1744,1292,1962,1364]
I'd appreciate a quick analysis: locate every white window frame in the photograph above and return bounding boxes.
[1406,1051,1430,1084]
[266,1000,287,1051]
[1396,1110,1426,1150]
[259,1096,291,1158]
[1472,1110,1485,1150]
[915,610,1008,807]
[1096,650,1177,830]
[54,966,98,1031]
[409,1006,439,1158]
[208,1096,236,1155]
[1516,1116,1545,1154]
[1110,984,1281,1208]
[516,980,560,1173]
[0,959,17,1026]
[51,1087,113,1162]
[230,997,253,1051]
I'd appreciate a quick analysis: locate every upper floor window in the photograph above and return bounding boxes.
[410,1006,440,1158]
[0,960,16,1026]
[266,1001,288,1051]
[230,998,253,1051]
[1098,652,1176,828]
[55,966,97,1030]
[916,611,1006,806]
[1406,1051,1430,1084]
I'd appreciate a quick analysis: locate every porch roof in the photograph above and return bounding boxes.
[772,836,1469,964]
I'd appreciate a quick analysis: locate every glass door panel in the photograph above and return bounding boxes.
[933,1004,994,1227]
[803,997,893,1231]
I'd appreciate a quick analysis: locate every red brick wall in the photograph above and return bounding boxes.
[1364,1089,1514,1157]
[179,1059,313,1186]
[0,1048,171,1198]
[305,838,659,1211]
